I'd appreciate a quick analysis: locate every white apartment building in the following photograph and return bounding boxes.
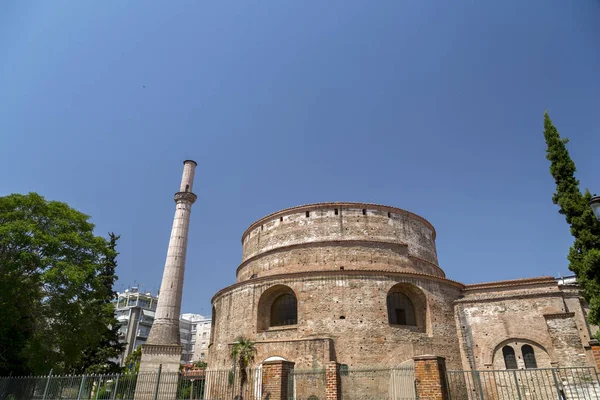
[114,288,211,365]
[189,315,211,362]
[115,288,158,366]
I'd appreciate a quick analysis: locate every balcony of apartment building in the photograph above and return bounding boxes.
[117,326,128,340]
[180,332,192,345]
[138,309,155,325]
[137,327,150,339]
[115,288,158,311]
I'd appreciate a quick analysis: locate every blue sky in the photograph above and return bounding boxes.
[2,0,599,316]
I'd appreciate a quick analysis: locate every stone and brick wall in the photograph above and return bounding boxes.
[208,202,599,375]
[455,278,567,370]
[237,241,444,281]
[544,312,588,367]
[209,273,463,369]
[239,203,441,280]
[455,277,596,370]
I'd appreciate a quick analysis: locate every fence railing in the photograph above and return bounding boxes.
[287,368,326,400]
[446,367,600,400]
[0,369,263,400]
[339,366,415,400]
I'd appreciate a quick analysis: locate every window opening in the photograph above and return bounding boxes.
[271,293,297,327]
[387,291,416,326]
[503,346,517,369]
[522,345,537,369]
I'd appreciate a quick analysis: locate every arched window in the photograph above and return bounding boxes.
[257,285,298,331]
[387,291,416,326]
[271,293,297,327]
[522,345,537,369]
[503,346,517,369]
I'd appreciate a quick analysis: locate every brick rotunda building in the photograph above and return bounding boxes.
[208,202,599,371]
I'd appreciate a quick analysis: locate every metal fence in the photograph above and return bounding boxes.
[446,367,600,400]
[0,369,264,400]
[339,365,415,400]
[0,373,155,400]
[286,369,326,400]
[203,368,261,400]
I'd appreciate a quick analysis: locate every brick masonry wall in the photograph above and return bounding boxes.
[590,341,600,371]
[261,360,294,400]
[455,281,569,370]
[544,313,588,367]
[414,355,449,400]
[237,241,444,281]
[241,205,439,268]
[325,361,340,400]
[562,291,597,366]
[209,274,463,369]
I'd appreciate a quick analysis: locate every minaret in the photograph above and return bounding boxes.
[138,160,197,376]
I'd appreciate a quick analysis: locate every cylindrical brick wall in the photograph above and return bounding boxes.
[237,203,443,281]
[209,273,463,369]
[209,203,462,372]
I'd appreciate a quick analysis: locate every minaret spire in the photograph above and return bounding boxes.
[137,160,197,382]
[146,160,197,347]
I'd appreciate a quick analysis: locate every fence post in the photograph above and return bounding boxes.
[94,376,103,400]
[474,370,485,400]
[551,369,563,400]
[413,355,449,400]
[512,370,522,400]
[153,364,162,400]
[77,374,87,400]
[112,374,120,400]
[42,369,53,400]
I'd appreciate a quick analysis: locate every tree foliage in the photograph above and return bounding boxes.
[230,336,256,397]
[543,112,600,325]
[78,232,125,374]
[0,193,123,375]
[123,346,142,374]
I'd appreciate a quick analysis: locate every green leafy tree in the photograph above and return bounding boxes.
[124,346,142,373]
[194,360,208,369]
[543,112,600,325]
[230,336,256,399]
[0,193,122,375]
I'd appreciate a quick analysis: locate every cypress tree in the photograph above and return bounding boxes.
[78,232,125,373]
[543,112,600,325]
